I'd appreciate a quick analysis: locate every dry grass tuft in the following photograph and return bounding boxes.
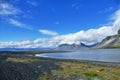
[6,57,40,63]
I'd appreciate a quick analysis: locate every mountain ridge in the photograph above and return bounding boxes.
[54,43,96,50]
[93,29,120,48]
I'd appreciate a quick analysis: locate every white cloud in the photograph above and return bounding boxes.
[0,9,120,48]
[112,9,120,30]
[8,19,32,30]
[98,6,114,13]
[0,2,33,30]
[27,0,38,6]
[39,29,59,36]
[0,2,21,15]
[0,0,33,30]
[0,1,32,30]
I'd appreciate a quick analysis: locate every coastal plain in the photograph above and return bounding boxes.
[0,51,120,80]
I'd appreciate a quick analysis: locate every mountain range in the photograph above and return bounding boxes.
[55,29,120,50]
[54,43,98,50]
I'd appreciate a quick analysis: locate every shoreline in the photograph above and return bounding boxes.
[1,50,120,64]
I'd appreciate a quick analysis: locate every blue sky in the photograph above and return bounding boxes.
[0,0,120,48]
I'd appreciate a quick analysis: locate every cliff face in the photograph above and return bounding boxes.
[94,29,120,48]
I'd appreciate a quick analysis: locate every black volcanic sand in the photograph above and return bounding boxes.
[0,51,120,80]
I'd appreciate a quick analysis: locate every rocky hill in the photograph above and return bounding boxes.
[94,29,120,48]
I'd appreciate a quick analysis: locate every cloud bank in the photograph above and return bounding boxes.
[0,9,120,48]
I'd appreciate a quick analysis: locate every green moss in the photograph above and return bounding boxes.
[83,72,99,77]
[112,46,120,48]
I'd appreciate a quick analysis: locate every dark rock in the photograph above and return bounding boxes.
[0,52,61,80]
[118,29,120,34]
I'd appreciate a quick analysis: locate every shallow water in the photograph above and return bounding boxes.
[36,49,120,62]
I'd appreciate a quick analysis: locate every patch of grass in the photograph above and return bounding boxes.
[99,68,105,72]
[83,72,98,77]
[51,62,120,80]
[105,46,120,49]
[6,57,40,63]
[39,75,51,80]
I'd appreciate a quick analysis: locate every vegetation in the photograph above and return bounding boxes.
[83,72,98,77]
[104,46,120,49]
[6,57,40,63]
[109,46,120,48]
[38,61,120,80]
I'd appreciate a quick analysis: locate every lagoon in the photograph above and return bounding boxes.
[36,49,120,63]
